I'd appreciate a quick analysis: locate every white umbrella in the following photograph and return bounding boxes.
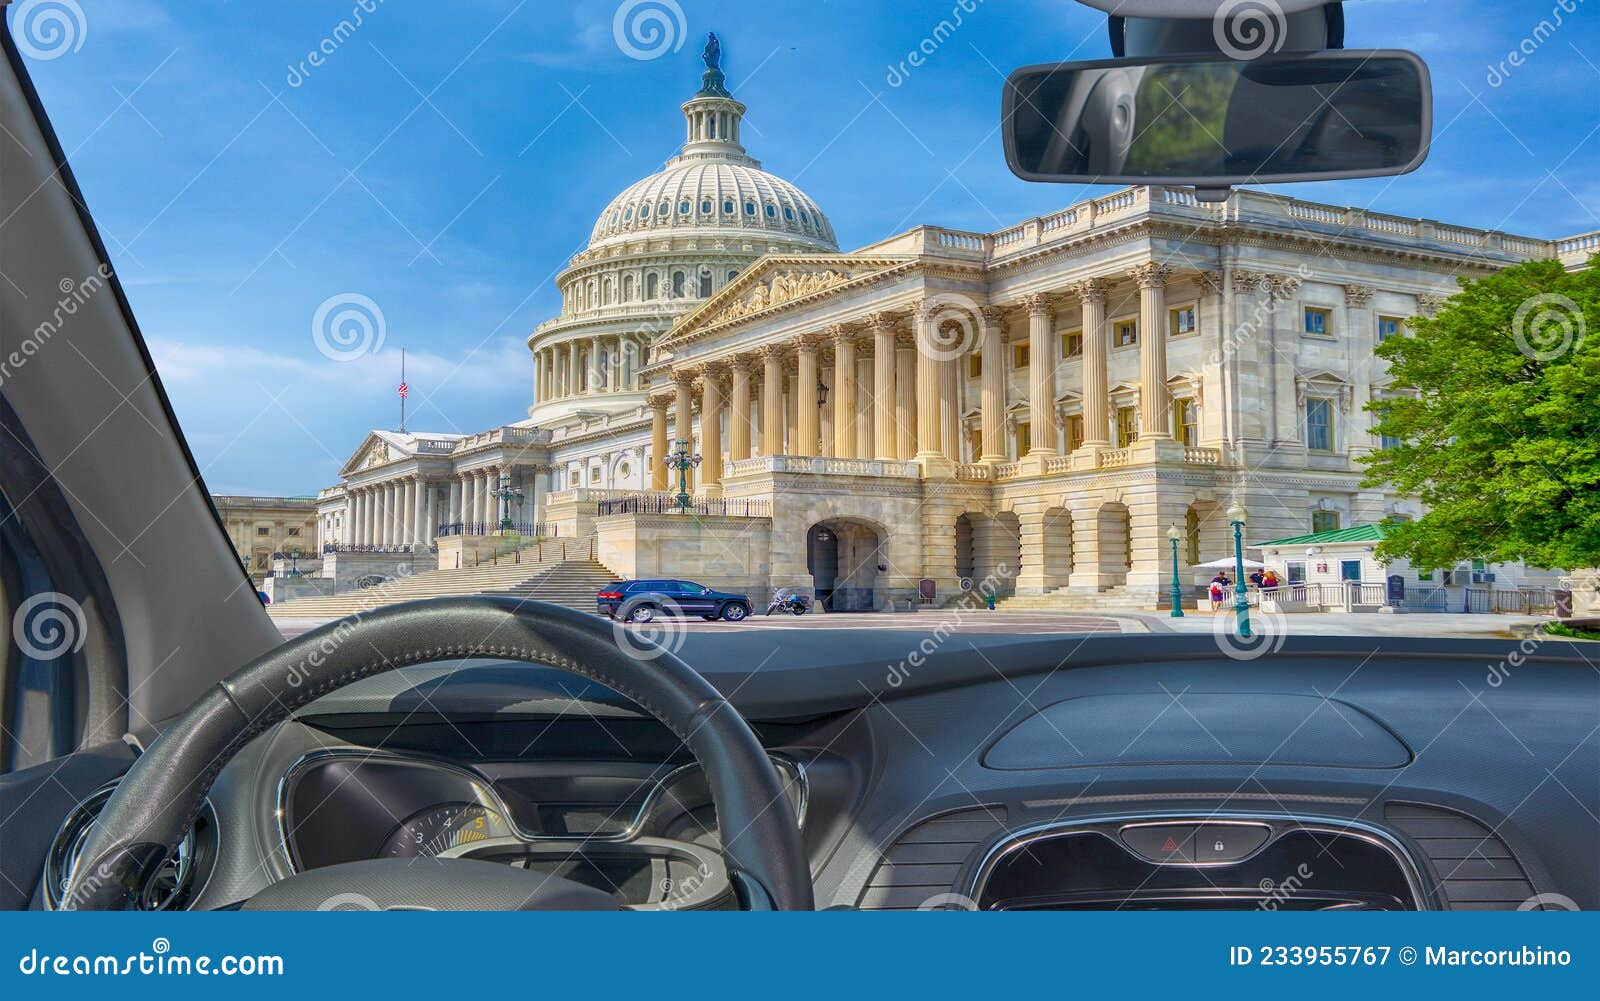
[1192,557,1267,571]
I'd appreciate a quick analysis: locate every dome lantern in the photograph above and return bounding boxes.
[674,32,754,168]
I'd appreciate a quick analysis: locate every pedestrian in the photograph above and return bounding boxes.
[1262,569,1280,595]
[1209,574,1227,612]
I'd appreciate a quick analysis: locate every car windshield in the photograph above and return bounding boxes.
[19,2,1597,652]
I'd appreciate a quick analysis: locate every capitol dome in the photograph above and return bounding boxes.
[584,40,838,255]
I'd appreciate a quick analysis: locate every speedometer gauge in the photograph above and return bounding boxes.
[380,803,512,859]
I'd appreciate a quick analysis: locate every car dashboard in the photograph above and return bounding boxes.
[25,633,1599,912]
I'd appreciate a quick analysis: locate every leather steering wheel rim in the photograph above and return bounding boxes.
[60,597,812,911]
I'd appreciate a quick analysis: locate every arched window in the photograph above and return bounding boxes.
[623,207,633,221]
[723,200,735,215]
[765,204,777,219]
[603,279,615,306]
[784,207,795,221]
[728,270,740,283]
[699,270,713,297]
[672,271,686,297]
[701,200,713,215]
[645,273,659,300]
[680,201,691,215]
[709,117,718,139]
[744,201,757,216]
[622,275,635,301]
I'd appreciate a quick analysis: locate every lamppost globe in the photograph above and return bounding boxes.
[1227,502,1248,525]
[1166,524,1183,542]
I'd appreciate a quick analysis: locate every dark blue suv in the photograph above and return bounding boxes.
[597,580,753,623]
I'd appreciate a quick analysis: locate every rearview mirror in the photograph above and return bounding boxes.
[1004,50,1431,195]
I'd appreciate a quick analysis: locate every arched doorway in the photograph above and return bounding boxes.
[808,519,887,612]
[1097,502,1132,588]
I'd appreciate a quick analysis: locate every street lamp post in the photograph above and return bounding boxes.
[287,547,303,578]
[493,473,525,534]
[1166,524,1185,619]
[664,439,702,514]
[1227,502,1252,639]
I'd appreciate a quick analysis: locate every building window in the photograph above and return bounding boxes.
[1062,332,1083,358]
[723,200,735,215]
[967,429,982,463]
[1186,508,1201,565]
[701,200,713,215]
[1115,320,1139,347]
[1115,406,1138,447]
[590,467,602,485]
[672,271,686,297]
[646,273,659,300]
[1066,414,1084,453]
[1375,404,1402,451]
[1170,306,1197,337]
[1378,316,1403,342]
[765,204,777,218]
[744,201,757,216]
[287,528,301,537]
[1305,398,1334,452]
[699,271,713,297]
[968,354,982,379]
[784,207,795,221]
[1174,398,1198,447]
[1312,509,1341,534]
[1340,560,1363,583]
[1304,307,1333,336]
[1286,561,1307,585]
[1016,422,1032,456]
[1012,343,1030,370]
[256,527,270,537]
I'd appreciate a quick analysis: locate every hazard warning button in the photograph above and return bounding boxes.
[1119,824,1198,863]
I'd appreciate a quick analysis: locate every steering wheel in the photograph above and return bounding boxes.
[60,597,812,912]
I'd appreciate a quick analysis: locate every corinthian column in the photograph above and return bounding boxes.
[980,307,1007,463]
[1134,263,1173,439]
[673,374,695,493]
[566,343,580,400]
[831,327,857,458]
[1027,294,1058,457]
[1075,279,1110,447]
[914,303,942,459]
[700,369,724,489]
[762,346,785,456]
[728,358,752,462]
[650,396,670,490]
[895,333,917,461]
[796,337,820,457]
[871,316,897,460]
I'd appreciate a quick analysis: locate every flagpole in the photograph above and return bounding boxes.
[399,348,407,434]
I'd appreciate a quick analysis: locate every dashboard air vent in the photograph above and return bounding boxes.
[856,806,1007,911]
[43,783,217,911]
[1384,803,1535,910]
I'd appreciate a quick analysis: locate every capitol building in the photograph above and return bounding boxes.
[303,45,1597,612]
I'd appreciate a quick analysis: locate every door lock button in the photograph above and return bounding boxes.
[1194,824,1271,863]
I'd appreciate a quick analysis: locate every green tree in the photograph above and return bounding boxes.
[1362,256,1599,571]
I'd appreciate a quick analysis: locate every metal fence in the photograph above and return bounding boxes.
[436,522,555,539]
[1193,582,1557,615]
[596,496,773,518]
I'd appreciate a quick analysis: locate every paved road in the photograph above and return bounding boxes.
[271,608,1575,643]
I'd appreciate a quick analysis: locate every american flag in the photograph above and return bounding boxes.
[397,382,409,399]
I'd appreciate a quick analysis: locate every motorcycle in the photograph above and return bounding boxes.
[765,589,811,616]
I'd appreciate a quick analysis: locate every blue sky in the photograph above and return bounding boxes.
[16,0,1600,495]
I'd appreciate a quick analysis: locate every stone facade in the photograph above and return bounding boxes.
[214,495,318,582]
[310,48,1599,611]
